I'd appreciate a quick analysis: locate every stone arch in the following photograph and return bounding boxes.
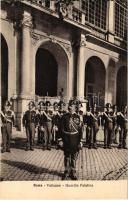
[0,33,8,107]
[35,40,69,98]
[84,56,106,109]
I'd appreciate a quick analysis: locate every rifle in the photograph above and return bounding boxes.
[89,112,98,122]
[41,110,52,121]
[103,112,113,122]
[0,111,12,124]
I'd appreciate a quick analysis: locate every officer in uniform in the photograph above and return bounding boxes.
[112,105,118,144]
[43,101,53,150]
[91,104,100,149]
[117,105,127,149]
[58,100,66,116]
[1,101,15,153]
[36,101,46,147]
[101,103,113,149]
[61,100,82,180]
[23,101,38,151]
[52,102,61,148]
[83,105,99,149]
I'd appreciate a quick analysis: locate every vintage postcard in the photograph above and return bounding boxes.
[0,0,127,199]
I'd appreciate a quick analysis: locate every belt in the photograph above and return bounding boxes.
[46,120,52,122]
[63,131,78,135]
[5,121,12,124]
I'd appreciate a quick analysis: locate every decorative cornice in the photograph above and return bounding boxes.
[30,31,72,56]
[30,31,47,45]
[59,41,72,56]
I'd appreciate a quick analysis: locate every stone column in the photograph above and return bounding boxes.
[21,11,33,96]
[77,34,86,100]
[17,11,33,130]
[68,51,74,99]
[107,0,115,43]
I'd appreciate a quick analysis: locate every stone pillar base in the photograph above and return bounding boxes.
[12,95,35,131]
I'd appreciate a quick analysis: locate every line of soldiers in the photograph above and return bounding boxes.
[1,100,128,152]
[0,99,127,180]
[84,103,128,150]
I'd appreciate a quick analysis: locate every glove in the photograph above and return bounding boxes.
[40,126,45,132]
[78,142,83,150]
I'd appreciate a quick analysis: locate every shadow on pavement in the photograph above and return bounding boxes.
[2,159,63,179]
[11,137,26,150]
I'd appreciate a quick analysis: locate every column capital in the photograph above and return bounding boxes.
[22,11,33,28]
[78,34,87,47]
[79,38,86,47]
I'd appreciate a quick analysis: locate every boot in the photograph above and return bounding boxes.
[70,171,78,180]
[1,148,6,153]
[6,148,11,152]
[62,171,69,180]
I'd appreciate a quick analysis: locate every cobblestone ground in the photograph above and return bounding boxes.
[0,128,128,181]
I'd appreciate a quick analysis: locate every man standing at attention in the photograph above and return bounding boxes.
[23,101,38,151]
[61,100,82,180]
[1,101,15,153]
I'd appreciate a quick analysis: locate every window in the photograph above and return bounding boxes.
[81,0,107,30]
[115,0,127,39]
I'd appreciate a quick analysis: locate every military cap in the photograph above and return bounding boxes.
[68,99,76,107]
[53,102,59,107]
[38,101,45,106]
[28,101,35,107]
[45,101,51,107]
[105,103,111,108]
[5,100,12,107]
[76,100,83,108]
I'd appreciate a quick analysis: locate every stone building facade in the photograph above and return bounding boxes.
[0,0,127,130]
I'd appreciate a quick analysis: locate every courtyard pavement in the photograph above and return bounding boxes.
[0,128,128,181]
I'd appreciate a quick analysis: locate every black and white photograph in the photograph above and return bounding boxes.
[0,0,127,198]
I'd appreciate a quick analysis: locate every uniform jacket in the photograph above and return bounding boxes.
[101,111,113,128]
[61,112,82,152]
[117,112,128,130]
[112,111,117,126]
[23,110,38,127]
[0,109,15,126]
[52,111,61,126]
[36,111,48,126]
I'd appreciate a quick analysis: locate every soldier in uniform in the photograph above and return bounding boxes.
[58,100,66,116]
[52,102,61,148]
[1,101,15,153]
[83,105,99,149]
[61,100,82,180]
[112,105,118,144]
[23,101,38,151]
[101,103,113,149]
[36,101,46,148]
[91,104,100,149]
[117,105,127,149]
[43,101,53,150]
